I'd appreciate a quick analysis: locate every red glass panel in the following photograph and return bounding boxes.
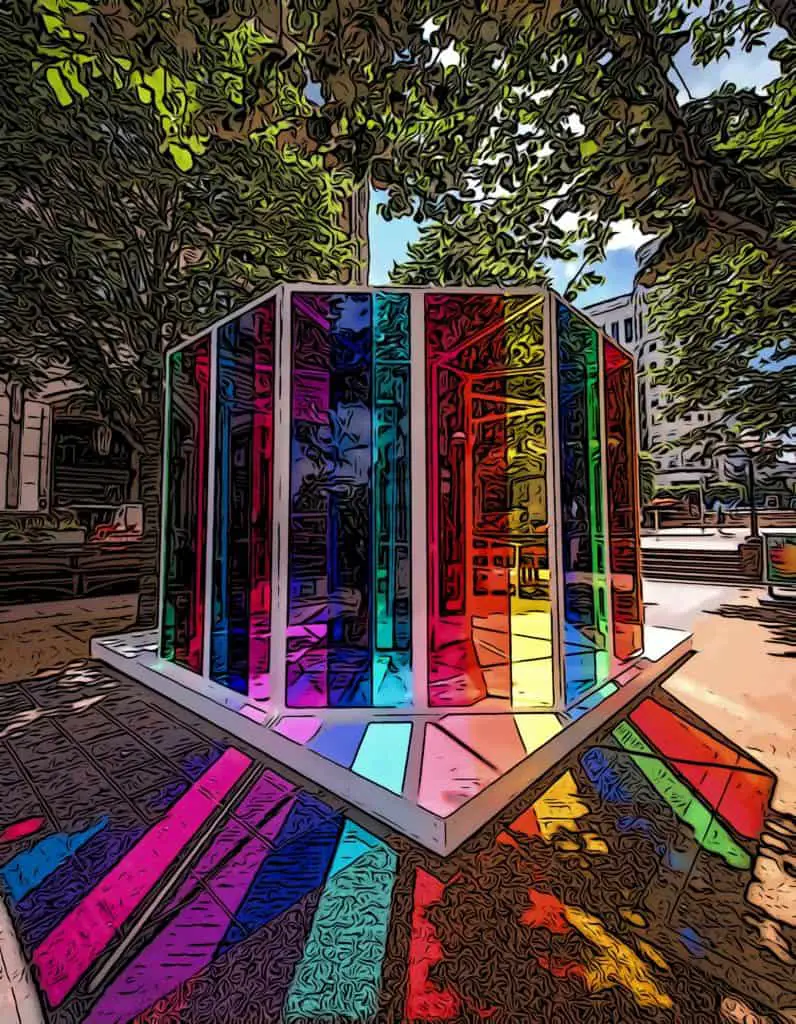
[604,338,644,659]
[425,294,551,708]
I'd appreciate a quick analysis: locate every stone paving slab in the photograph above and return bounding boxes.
[0,661,793,1024]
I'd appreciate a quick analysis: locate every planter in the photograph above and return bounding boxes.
[738,537,762,580]
[0,529,86,547]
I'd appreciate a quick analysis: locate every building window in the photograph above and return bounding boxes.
[697,413,705,422]
[650,361,658,371]
[649,341,656,352]
[624,317,633,344]
[651,398,658,408]
[611,321,620,340]
[684,413,691,422]
[637,312,643,336]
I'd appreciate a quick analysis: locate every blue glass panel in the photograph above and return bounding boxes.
[211,302,276,695]
[288,293,374,707]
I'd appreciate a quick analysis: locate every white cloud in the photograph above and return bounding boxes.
[557,211,582,233]
[605,219,656,252]
[437,43,460,67]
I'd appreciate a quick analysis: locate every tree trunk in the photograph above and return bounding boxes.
[760,0,796,39]
[747,458,760,540]
[342,181,370,285]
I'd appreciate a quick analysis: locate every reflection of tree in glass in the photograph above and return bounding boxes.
[294,407,369,615]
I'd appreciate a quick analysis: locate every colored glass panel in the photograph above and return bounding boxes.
[372,292,412,705]
[605,339,643,659]
[425,293,552,710]
[211,300,276,696]
[287,292,411,709]
[352,721,411,794]
[288,292,374,707]
[556,302,610,704]
[161,337,210,672]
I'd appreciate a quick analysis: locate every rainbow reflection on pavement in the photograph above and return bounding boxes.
[0,665,791,1024]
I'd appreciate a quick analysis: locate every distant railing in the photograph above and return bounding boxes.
[643,508,796,530]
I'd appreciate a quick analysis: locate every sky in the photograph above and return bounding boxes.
[368,26,785,305]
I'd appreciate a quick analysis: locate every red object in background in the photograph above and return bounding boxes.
[0,816,45,844]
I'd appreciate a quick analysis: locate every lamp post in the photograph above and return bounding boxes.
[746,455,759,540]
[713,429,783,541]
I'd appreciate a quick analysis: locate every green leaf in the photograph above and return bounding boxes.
[45,65,72,105]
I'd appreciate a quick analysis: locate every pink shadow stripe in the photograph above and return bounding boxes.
[33,747,252,1008]
[85,791,296,1024]
[0,816,46,844]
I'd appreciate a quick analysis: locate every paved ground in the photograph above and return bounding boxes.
[0,597,139,685]
[645,582,796,812]
[0,659,793,1023]
[0,582,794,1023]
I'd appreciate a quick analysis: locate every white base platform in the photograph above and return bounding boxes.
[91,625,692,855]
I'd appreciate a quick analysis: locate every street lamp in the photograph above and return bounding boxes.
[713,429,786,540]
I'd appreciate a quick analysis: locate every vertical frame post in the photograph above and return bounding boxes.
[544,291,566,713]
[201,327,219,680]
[409,290,429,711]
[156,352,172,658]
[630,337,646,645]
[596,329,615,672]
[269,286,292,714]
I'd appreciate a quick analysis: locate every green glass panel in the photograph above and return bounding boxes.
[613,720,750,870]
[372,292,411,706]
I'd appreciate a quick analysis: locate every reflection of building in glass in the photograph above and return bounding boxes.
[160,288,644,712]
[98,285,691,854]
[584,288,719,489]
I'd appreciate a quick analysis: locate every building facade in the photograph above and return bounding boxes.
[584,289,716,491]
[0,376,140,528]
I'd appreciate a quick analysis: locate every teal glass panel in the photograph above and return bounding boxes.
[556,301,610,704]
[372,292,411,706]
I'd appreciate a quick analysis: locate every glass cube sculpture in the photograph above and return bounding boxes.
[95,284,695,852]
[160,287,644,714]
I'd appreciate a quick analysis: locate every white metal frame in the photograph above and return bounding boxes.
[409,290,429,711]
[159,284,641,716]
[201,327,219,679]
[543,289,567,711]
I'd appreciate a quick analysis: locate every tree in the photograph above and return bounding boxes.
[14,1,796,427]
[0,0,355,622]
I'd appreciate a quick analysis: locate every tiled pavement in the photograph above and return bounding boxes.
[0,661,794,1024]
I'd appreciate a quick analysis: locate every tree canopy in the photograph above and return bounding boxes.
[37,0,796,430]
[7,0,796,435]
[0,0,355,447]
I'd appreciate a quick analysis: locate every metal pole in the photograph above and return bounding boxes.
[748,456,759,539]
